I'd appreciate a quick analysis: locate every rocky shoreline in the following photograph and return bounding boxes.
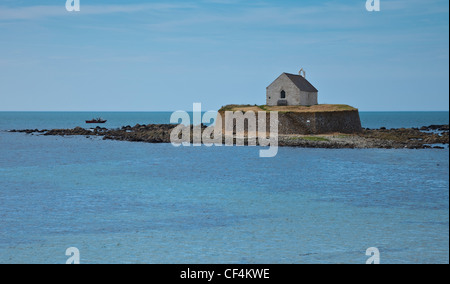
[7,124,449,149]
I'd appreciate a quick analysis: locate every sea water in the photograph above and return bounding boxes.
[0,112,448,264]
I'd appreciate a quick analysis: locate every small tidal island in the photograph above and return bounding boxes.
[8,113,449,149]
[6,70,449,149]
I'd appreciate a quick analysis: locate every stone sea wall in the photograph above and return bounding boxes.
[217,110,363,135]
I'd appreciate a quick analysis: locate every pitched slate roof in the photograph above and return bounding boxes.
[284,73,318,92]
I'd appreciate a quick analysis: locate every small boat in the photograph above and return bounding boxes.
[86,118,107,124]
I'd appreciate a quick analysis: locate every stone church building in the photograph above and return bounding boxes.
[266,70,318,106]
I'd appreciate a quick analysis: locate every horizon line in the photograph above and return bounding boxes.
[0,110,449,113]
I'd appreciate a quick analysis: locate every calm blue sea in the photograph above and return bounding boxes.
[0,111,448,264]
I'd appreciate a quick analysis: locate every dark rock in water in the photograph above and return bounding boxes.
[433,146,445,149]
[8,129,47,134]
[44,127,93,136]
[428,125,441,130]
[9,123,450,150]
[421,125,450,132]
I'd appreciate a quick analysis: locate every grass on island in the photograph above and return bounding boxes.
[290,136,330,142]
[334,134,352,139]
[219,104,358,113]
[218,104,259,112]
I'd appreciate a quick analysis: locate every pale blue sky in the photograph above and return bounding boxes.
[0,0,448,111]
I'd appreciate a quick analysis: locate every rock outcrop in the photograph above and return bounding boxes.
[7,124,449,150]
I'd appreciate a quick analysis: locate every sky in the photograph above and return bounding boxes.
[0,0,448,111]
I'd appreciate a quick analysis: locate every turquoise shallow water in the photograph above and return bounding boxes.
[0,112,448,264]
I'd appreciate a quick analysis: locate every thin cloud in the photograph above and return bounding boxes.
[142,3,366,33]
[0,3,195,20]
